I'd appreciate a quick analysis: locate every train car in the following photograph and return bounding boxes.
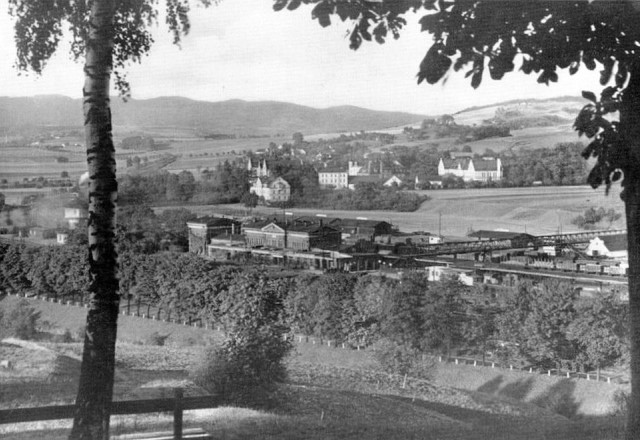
[529,258,554,270]
[584,263,602,275]
[502,255,530,268]
[555,259,578,272]
[608,265,624,276]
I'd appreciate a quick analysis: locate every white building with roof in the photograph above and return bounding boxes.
[586,233,627,259]
[250,176,291,203]
[438,157,503,182]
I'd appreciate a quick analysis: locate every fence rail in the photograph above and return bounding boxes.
[287,333,628,385]
[0,392,222,425]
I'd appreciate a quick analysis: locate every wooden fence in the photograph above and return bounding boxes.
[287,333,627,385]
[0,388,221,439]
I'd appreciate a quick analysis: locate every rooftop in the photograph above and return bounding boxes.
[599,233,627,252]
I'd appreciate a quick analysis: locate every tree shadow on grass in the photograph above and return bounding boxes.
[476,375,536,401]
[531,379,579,418]
[476,374,580,419]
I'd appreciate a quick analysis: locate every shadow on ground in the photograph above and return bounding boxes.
[477,374,579,418]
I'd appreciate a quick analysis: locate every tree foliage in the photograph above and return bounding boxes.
[496,281,579,367]
[568,293,629,372]
[192,271,292,405]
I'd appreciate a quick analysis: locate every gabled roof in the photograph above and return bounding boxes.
[473,159,500,171]
[339,218,391,228]
[348,175,382,185]
[599,233,627,252]
[287,224,339,234]
[440,157,500,172]
[187,216,239,227]
[318,168,347,174]
[441,157,471,170]
[254,176,290,187]
[242,219,277,230]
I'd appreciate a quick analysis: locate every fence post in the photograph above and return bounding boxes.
[173,388,183,440]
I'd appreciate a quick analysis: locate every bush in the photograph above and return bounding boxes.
[1,300,41,340]
[611,389,630,417]
[373,338,426,377]
[52,328,74,343]
[75,325,86,342]
[146,331,170,346]
[190,271,292,406]
[191,332,290,406]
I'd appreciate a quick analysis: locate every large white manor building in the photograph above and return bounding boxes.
[438,157,503,182]
[247,158,291,203]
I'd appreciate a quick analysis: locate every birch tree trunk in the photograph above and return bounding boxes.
[69,0,119,439]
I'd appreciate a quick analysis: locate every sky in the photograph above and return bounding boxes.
[0,0,603,115]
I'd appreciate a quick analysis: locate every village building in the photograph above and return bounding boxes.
[335,218,394,241]
[186,217,242,254]
[246,157,291,203]
[56,230,69,245]
[467,230,536,249]
[586,233,628,259]
[242,219,342,251]
[247,158,270,178]
[318,161,369,189]
[438,157,503,182]
[249,176,291,203]
[383,175,403,187]
[64,198,88,229]
[318,168,349,189]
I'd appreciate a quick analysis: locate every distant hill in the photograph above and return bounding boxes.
[0,95,426,135]
[453,95,587,128]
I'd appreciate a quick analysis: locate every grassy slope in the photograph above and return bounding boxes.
[1,294,627,440]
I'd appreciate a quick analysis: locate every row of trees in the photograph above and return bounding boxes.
[2,236,628,379]
[285,272,629,375]
[0,238,629,390]
[502,142,589,187]
[119,161,249,206]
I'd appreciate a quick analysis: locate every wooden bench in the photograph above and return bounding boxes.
[112,427,212,440]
